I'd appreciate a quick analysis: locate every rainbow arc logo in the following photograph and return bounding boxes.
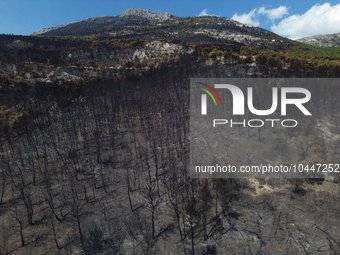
[196,82,222,115]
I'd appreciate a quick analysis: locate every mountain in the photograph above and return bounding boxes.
[30,8,180,36]
[297,32,340,47]
[1,8,340,255]
[30,8,277,46]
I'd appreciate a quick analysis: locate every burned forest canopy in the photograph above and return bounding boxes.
[1,12,340,255]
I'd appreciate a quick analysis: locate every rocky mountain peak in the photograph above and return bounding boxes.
[119,8,179,21]
[297,33,340,47]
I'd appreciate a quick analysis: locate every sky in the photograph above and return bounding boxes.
[1,0,340,39]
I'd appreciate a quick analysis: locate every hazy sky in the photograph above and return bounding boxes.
[1,0,340,39]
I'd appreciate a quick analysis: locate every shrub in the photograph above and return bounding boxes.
[0,106,23,133]
[0,74,9,84]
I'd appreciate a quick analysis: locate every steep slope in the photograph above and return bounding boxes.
[30,8,276,44]
[1,47,340,254]
[1,8,340,255]
[30,8,180,36]
[297,32,340,47]
[29,9,296,53]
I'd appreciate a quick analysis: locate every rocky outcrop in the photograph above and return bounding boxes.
[296,33,340,47]
[30,9,179,36]
[119,8,179,22]
[36,71,81,84]
[133,41,195,61]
